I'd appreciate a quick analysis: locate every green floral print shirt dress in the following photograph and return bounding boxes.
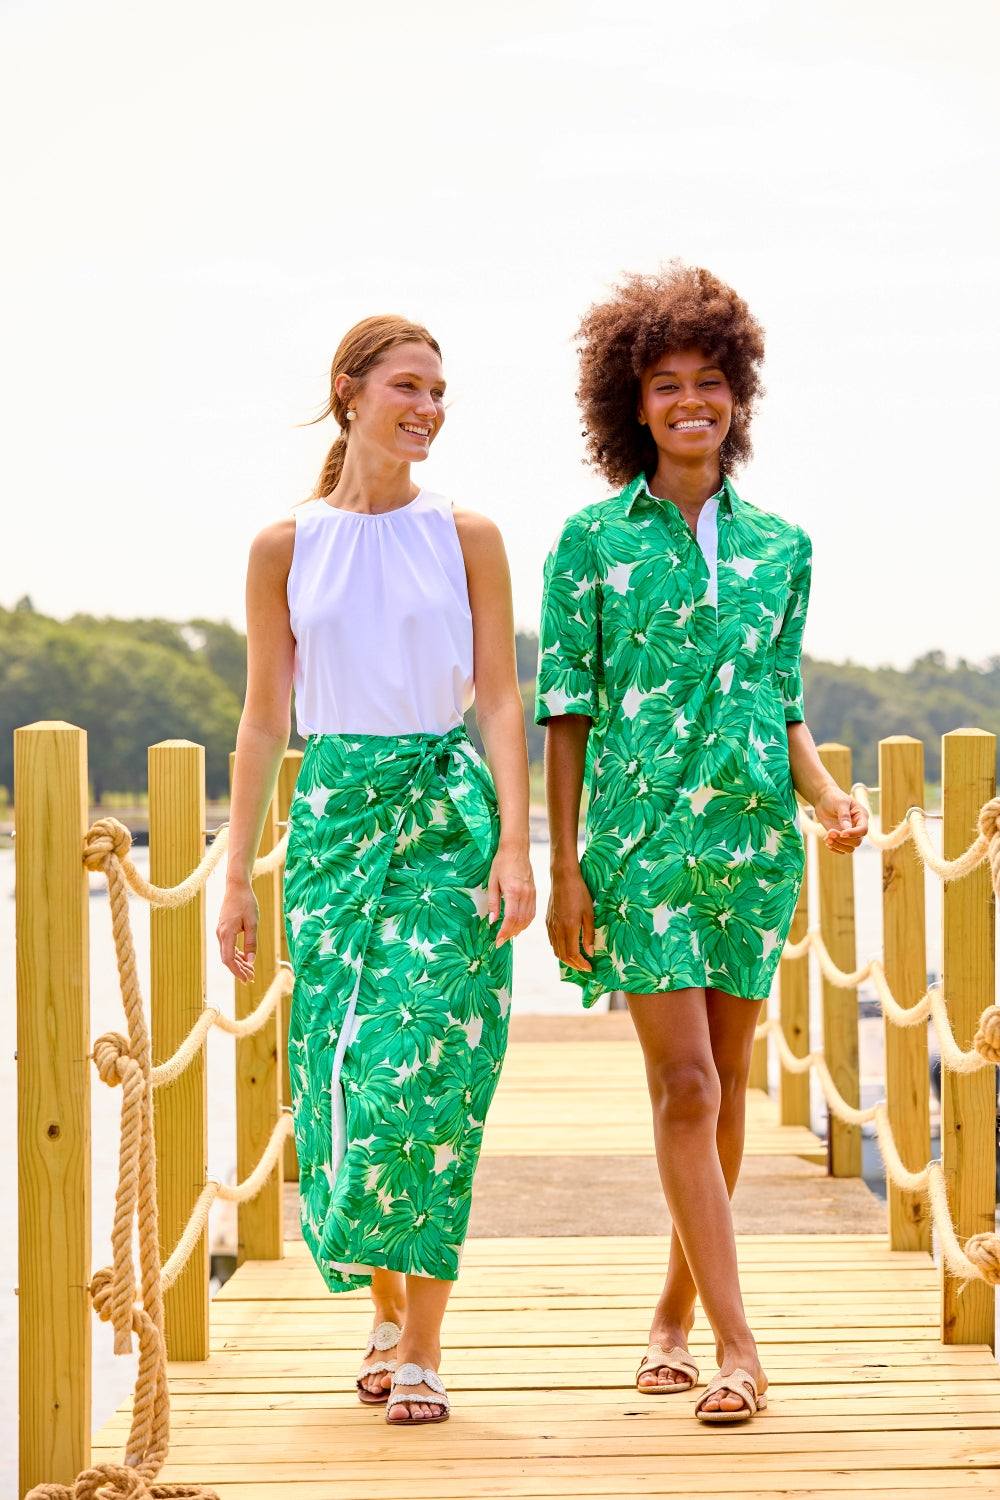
[536,473,810,1004]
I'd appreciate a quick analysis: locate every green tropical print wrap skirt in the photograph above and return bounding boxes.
[536,473,809,1005]
[283,725,512,1293]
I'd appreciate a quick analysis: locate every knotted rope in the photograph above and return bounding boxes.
[972,1005,1000,1065]
[980,796,1000,894]
[82,824,161,1375]
[25,1472,215,1500]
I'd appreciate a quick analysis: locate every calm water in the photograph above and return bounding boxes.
[0,831,960,1495]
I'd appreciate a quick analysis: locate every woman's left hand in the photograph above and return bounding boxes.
[488,845,536,946]
[813,785,868,853]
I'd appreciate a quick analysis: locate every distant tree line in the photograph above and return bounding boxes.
[0,601,246,800]
[799,653,1000,784]
[2,600,997,799]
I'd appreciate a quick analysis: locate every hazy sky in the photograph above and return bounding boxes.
[2,0,998,667]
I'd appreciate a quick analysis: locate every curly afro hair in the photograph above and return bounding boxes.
[575,263,766,487]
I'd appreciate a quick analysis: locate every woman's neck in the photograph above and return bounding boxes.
[327,446,417,515]
[646,457,723,532]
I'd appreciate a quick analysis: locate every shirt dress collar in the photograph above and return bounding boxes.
[622,471,738,519]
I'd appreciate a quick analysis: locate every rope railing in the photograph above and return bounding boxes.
[755,1017,999,1283]
[84,816,289,906]
[851,784,1000,884]
[777,928,1000,1075]
[150,966,293,1089]
[161,1112,294,1293]
[755,783,1000,1290]
[27,817,293,1500]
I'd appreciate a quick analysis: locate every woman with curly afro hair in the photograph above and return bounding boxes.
[536,264,867,1422]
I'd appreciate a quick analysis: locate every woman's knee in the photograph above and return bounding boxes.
[647,1056,721,1125]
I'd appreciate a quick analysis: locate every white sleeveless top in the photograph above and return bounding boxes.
[287,489,475,738]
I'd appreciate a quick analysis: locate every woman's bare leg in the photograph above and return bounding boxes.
[387,1274,454,1420]
[628,988,766,1412]
[638,988,763,1387]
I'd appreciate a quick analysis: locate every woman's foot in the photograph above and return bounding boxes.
[637,1312,696,1391]
[386,1343,446,1421]
[697,1341,768,1416]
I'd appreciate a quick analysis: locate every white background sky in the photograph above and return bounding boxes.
[2,0,998,667]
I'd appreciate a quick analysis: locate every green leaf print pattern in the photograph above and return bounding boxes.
[536,474,809,1004]
[284,726,512,1292]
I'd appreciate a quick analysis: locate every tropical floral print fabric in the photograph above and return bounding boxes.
[536,474,810,1005]
[284,726,512,1293]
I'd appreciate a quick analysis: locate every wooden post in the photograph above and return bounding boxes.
[817,743,862,1176]
[879,737,931,1252]
[940,728,996,1346]
[230,754,284,1261]
[748,1028,768,1093]
[779,849,811,1127]
[149,740,209,1360]
[277,749,302,1181]
[15,722,91,1496]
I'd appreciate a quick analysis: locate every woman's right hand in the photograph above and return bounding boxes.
[217,881,259,984]
[546,865,595,972]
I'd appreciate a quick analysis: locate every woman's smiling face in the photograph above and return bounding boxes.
[339,340,446,463]
[637,347,733,466]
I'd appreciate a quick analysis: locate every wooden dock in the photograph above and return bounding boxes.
[484,1038,827,1165]
[93,1029,1000,1498]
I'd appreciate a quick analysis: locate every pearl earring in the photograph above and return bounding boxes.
[345,409,356,421]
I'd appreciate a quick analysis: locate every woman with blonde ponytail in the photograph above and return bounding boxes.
[218,314,535,1425]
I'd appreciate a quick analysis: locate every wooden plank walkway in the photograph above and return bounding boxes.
[484,1040,827,1164]
[93,1030,1000,1498]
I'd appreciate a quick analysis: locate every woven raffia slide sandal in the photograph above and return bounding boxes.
[694,1367,767,1423]
[356,1320,403,1405]
[385,1363,450,1425]
[635,1343,700,1394]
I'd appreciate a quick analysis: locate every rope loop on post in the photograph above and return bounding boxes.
[972,1004,1000,1066]
[93,1032,132,1087]
[963,1232,1000,1285]
[25,1467,219,1499]
[83,817,134,870]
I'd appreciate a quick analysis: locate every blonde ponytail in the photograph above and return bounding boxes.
[314,433,348,498]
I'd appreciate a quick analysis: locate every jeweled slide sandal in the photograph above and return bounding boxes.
[356,1320,403,1405]
[385,1363,451,1425]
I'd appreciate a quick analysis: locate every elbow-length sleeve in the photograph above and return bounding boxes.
[774,529,812,724]
[535,514,602,724]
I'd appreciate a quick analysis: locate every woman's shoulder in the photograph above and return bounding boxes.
[450,501,503,545]
[729,489,811,556]
[548,493,622,550]
[450,504,509,578]
[249,514,296,577]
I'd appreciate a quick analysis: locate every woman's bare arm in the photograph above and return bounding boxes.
[217,517,296,979]
[787,719,868,854]
[454,507,535,945]
[543,715,595,971]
